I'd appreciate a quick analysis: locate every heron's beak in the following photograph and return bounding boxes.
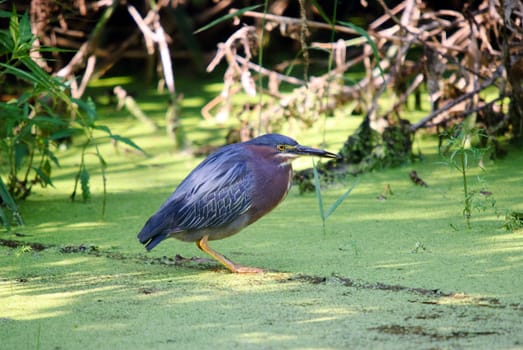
[294,145,341,159]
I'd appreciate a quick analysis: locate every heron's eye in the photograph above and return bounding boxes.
[277,144,286,152]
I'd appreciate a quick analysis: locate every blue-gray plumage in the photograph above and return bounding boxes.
[138,133,340,273]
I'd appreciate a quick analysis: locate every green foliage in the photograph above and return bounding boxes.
[79,165,91,202]
[440,123,492,228]
[0,9,143,229]
[14,244,33,257]
[501,211,523,232]
[338,117,413,174]
[0,176,23,229]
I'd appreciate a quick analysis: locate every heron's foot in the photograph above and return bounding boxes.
[196,235,264,274]
[230,264,264,274]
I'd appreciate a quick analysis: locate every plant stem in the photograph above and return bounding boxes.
[461,152,471,228]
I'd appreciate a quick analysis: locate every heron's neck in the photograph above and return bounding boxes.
[275,153,298,167]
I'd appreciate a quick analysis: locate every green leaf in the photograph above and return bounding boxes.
[92,124,112,135]
[72,97,98,124]
[37,100,62,118]
[0,176,18,212]
[0,9,13,19]
[0,59,67,100]
[8,7,19,47]
[31,115,68,126]
[14,142,29,172]
[0,62,35,83]
[312,160,325,222]
[449,148,461,169]
[324,178,360,219]
[0,176,23,228]
[49,127,83,141]
[0,29,14,53]
[44,149,60,168]
[33,164,55,188]
[109,134,146,155]
[0,207,11,230]
[18,11,32,44]
[194,5,263,34]
[21,57,66,96]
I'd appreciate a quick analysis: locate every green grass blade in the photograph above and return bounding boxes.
[310,0,333,25]
[324,178,360,219]
[337,20,384,81]
[194,5,262,34]
[312,160,325,221]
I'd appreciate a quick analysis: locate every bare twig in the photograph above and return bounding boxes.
[410,66,503,131]
[113,86,159,131]
[56,1,118,79]
[235,56,305,86]
[127,5,176,95]
[75,55,96,98]
[229,9,361,36]
[206,26,257,73]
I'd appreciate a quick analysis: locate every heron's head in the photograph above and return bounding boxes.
[246,134,340,162]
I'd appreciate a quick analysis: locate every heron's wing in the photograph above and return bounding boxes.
[156,151,254,233]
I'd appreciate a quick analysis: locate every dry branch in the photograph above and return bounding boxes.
[229,8,361,36]
[410,66,503,131]
[201,0,523,152]
[113,86,159,131]
[21,0,523,146]
[56,1,118,80]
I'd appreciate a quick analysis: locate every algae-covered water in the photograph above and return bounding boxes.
[1,78,522,349]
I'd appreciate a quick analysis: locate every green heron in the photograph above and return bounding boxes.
[138,133,339,273]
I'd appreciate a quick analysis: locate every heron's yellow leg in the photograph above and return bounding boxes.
[196,235,263,273]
